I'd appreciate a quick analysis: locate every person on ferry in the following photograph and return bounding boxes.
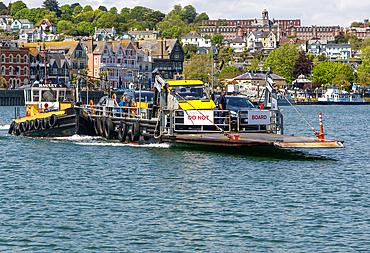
[218,90,227,126]
[119,95,127,113]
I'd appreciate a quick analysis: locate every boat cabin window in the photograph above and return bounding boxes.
[172,85,210,100]
[25,89,31,102]
[134,93,154,103]
[33,90,40,102]
[58,90,65,102]
[41,90,56,102]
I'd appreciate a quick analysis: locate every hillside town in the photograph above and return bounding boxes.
[0,2,369,95]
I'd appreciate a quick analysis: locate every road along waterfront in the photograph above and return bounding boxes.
[0,105,369,251]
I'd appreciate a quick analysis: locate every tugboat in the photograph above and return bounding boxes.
[8,81,95,137]
[318,86,365,105]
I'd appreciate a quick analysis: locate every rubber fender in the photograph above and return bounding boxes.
[131,121,140,142]
[8,121,15,134]
[118,121,127,142]
[104,117,114,140]
[48,114,58,128]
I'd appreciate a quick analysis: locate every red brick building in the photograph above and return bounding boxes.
[0,41,30,88]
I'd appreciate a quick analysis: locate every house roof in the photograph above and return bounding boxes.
[17,19,33,24]
[21,41,81,56]
[231,36,244,43]
[233,72,286,81]
[181,31,202,39]
[35,19,55,27]
[137,39,180,58]
[326,44,351,48]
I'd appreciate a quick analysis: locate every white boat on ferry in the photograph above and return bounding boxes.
[318,86,365,105]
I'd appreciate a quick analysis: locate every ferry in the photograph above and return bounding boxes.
[318,86,365,105]
[8,81,95,137]
[82,73,344,148]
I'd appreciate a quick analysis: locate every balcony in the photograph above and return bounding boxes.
[100,63,123,68]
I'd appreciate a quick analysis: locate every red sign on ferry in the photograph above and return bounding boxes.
[184,110,214,125]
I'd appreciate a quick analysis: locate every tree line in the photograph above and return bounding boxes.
[3,0,209,38]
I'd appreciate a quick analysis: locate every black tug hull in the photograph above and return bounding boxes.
[11,107,95,137]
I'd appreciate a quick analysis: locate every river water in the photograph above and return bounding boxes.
[0,105,369,252]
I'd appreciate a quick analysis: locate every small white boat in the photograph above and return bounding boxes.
[318,86,365,105]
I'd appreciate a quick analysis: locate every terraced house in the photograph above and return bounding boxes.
[82,39,138,88]
[22,41,88,82]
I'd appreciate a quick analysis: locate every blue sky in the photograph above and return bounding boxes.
[26,0,370,27]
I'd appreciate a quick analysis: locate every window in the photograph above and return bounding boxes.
[102,58,106,63]
[9,67,12,75]
[24,79,27,85]
[1,54,4,63]
[17,55,20,63]
[94,68,98,77]
[1,66,4,75]
[73,61,77,69]
[24,67,27,75]
[9,55,13,63]
[24,55,27,63]
[79,62,84,69]
[53,69,57,75]
[94,57,98,65]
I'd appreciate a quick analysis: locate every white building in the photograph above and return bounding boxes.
[181,31,211,48]
[11,19,33,32]
[325,43,351,59]
[93,27,117,41]
[18,28,45,42]
[229,36,246,53]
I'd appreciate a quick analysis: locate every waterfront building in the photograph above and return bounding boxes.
[82,39,138,88]
[137,39,184,79]
[246,31,277,53]
[11,19,33,32]
[128,28,160,41]
[137,49,153,88]
[22,41,88,82]
[93,27,117,41]
[0,41,30,88]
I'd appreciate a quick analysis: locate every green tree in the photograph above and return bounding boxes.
[211,34,223,46]
[220,65,239,79]
[57,20,73,32]
[333,74,352,91]
[109,7,117,14]
[184,43,198,60]
[60,4,71,14]
[184,54,215,82]
[43,0,59,13]
[98,6,107,12]
[73,4,82,15]
[181,5,196,23]
[248,57,261,71]
[312,61,353,87]
[263,43,300,83]
[358,46,370,73]
[351,21,364,27]
[83,5,93,12]
[194,12,209,24]
[0,2,7,15]
[356,71,370,86]
[334,35,348,44]
[10,0,26,16]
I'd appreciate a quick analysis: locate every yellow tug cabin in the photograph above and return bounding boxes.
[166,80,216,110]
[15,82,72,123]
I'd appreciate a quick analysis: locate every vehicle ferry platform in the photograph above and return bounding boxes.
[161,132,344,148]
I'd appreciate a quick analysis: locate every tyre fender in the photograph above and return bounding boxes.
[41,117,48,130]
[34,118,41,130]
[118,121,127,142]
[48,114,58,128]
[131,121,140,142]
[99,116,105,136]
[22,120,29,132]
[29,120,35,131]
[104,117,114,139]
[8,121,15,134]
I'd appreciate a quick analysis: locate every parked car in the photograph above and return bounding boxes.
[214,95,255,114]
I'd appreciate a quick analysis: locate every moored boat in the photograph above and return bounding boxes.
[318,86,365,105]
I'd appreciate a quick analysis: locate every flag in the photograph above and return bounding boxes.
[295,80,298,88]
[148,78,151,89]
[119,76,122,89]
